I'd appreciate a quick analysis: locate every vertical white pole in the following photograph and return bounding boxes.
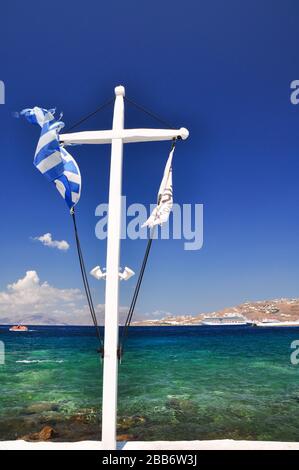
[101,85,125,450]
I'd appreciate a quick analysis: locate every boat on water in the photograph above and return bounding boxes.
[9,325,29,332]
[255,320,299,327]
[201,316,250,326]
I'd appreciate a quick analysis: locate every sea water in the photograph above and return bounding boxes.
[0,325,299,441]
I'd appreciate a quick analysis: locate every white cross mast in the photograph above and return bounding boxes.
[60,85,189,450]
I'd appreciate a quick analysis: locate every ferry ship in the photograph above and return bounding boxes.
[201,316,250,326]
[255,320,299,327]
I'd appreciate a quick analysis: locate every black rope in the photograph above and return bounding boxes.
[62,93,179,361]
[124,96,176,130]
[71,210,104,356]
[118,228,155,361]
[64,93,177,135]
[118,139,177,360]
[65,98,114,133]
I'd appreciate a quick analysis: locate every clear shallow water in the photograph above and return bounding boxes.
[0,325,299,441]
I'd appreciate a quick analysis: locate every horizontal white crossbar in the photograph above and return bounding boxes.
[60,127,189,145]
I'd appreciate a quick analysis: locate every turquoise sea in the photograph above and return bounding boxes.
[0,325,299,441]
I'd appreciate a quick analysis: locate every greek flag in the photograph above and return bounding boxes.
[142,145,175,228]
[21,107,81,209]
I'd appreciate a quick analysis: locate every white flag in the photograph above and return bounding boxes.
[142,146,175,228]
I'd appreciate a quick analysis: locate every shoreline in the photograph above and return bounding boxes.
[1,439,299,450]
[2,322,299,328]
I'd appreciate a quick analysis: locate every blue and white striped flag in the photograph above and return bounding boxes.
[21,107,81,209]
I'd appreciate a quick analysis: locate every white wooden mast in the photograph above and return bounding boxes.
[60,85,189,450]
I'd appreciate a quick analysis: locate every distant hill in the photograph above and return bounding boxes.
[132,298,299,326]
[1,298,299,326]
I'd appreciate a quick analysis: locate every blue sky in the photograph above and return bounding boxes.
[0,0,299,323]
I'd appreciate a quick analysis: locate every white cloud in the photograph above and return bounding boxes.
[0,271,173,326]
[0,271,131,326]
[0,271,84,324]
[33,233,70,251]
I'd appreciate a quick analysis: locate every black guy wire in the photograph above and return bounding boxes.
[118,228,155,361]
[71,210,104,355]
[66,98,114,133]
[118,139,177,361]
[62,93,179,361]
[124,96,176,130]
